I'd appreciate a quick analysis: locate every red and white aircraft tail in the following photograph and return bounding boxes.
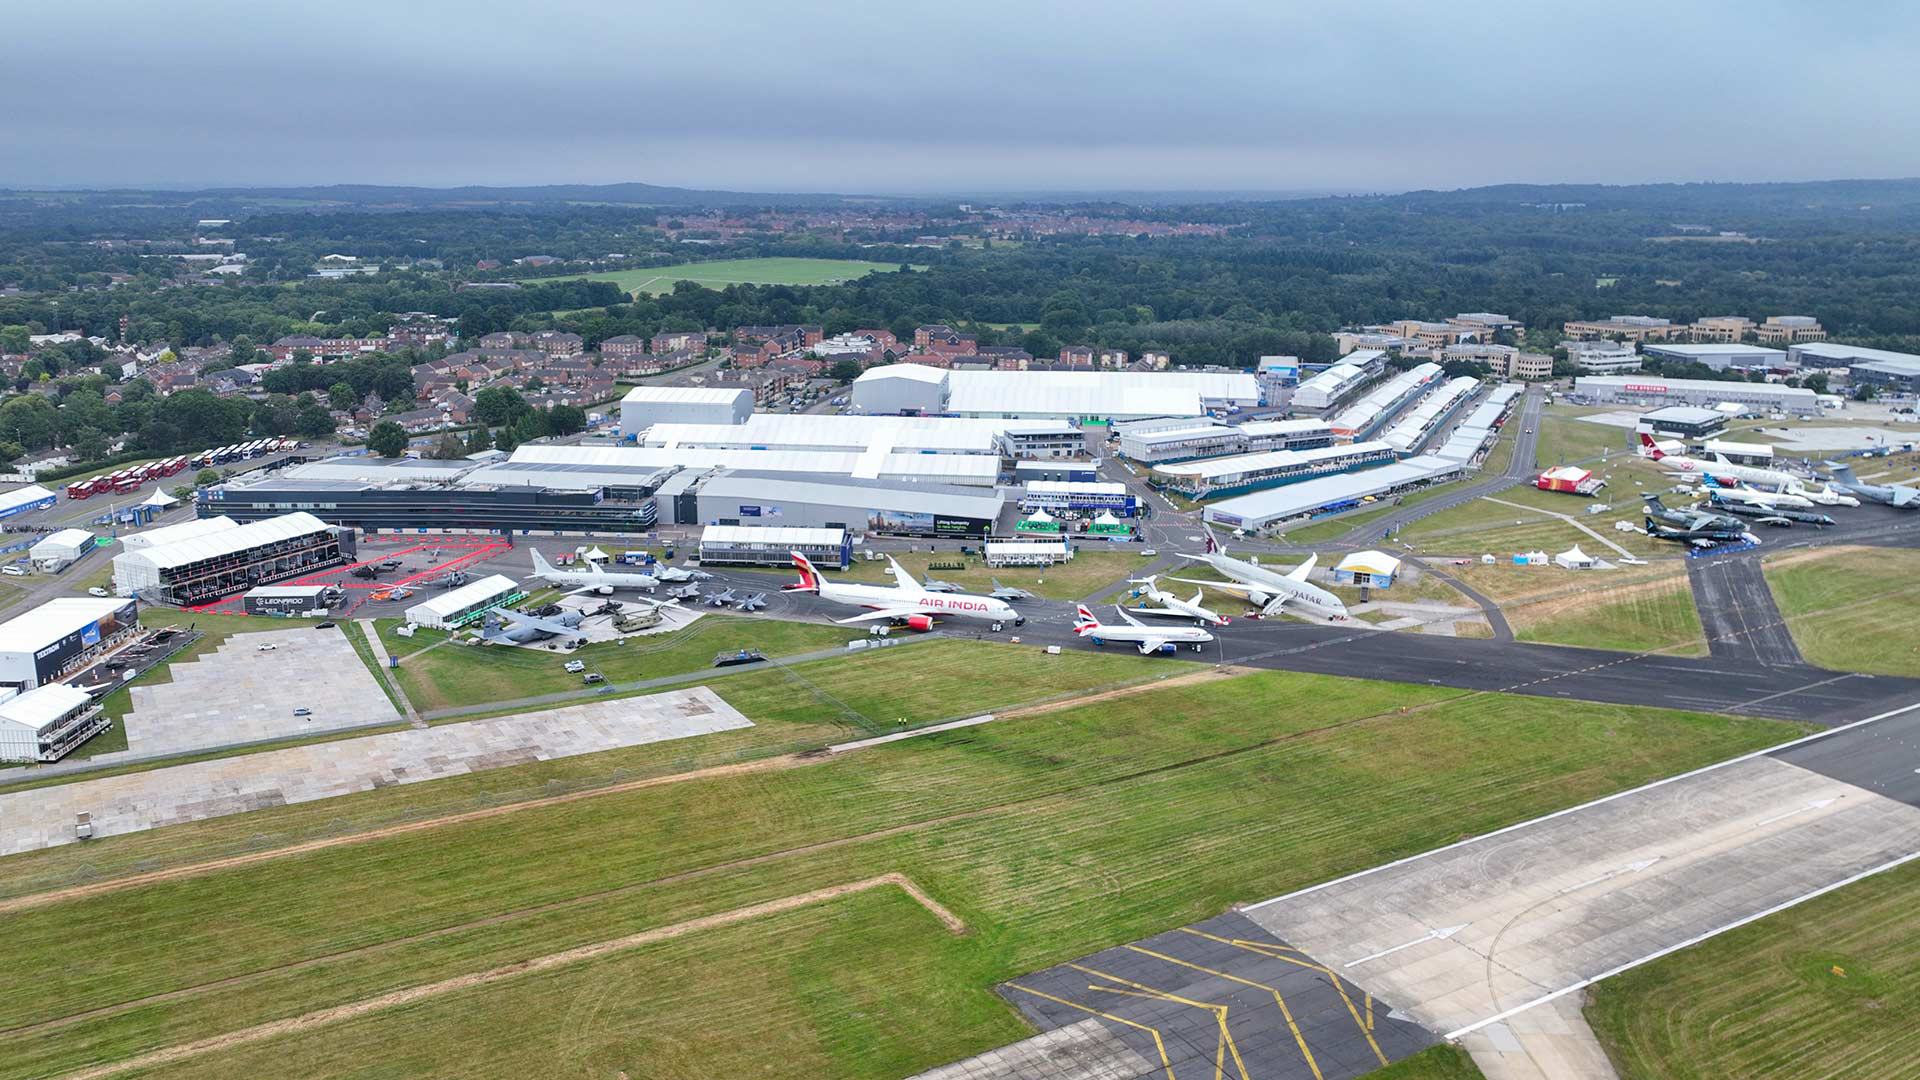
[1073,604,1100,635]
[1637,432,1666,459]
[787,551,823,592]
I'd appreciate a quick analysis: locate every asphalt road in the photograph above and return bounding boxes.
[593,558,1920,728]
[1687,554,1803,666]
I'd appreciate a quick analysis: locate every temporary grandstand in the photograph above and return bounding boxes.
[1149,441,1397,499]
[1201,455,1468,532]
[1382,377,1482,455]
[1292,362,1373,412]
[1434,384,1523,463]
[1329,363,1442,441]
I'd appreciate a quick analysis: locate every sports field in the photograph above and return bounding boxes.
[0,665,1793,1079]
[533,257,907,297]
[1764,545,1920,676]
[1586,855,1920,1079]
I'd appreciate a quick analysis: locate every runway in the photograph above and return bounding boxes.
[615,559,1920,728]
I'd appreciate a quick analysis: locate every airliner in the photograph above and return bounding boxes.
[529,549,659,594]
[1167,530,1349,621]
[788,552,1021,630]
[1073,604,1215,654]
[1125,575,1231,626]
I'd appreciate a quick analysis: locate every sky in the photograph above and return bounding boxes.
[7,0,1919,194]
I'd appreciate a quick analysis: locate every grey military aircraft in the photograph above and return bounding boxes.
[706,588,738,607]
[1642,494,1755,547]
[735,591,768,611]
[1823,461,1920,509]
[479,607,587,645]
[987,577,1037,601]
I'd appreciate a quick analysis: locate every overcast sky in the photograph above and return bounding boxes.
[7,0,1918,193]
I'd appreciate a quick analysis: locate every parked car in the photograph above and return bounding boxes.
[1,565,25,576]
[257,644,277,652]
[87,586,110,597]
[293,707,312,716]
[563,659,586,673]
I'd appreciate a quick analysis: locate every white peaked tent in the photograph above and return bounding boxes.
[1024,508,1055,523]
[1091,510,1122,527]
[141,488,180,509]
[584,546,610,562]
[1554,544,1596,569]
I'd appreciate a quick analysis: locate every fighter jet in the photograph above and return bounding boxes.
[786,551,1022,630]
[734,591,767,612]
[1166,529,1348,621]
[1823,462,1920,509]
[1124,575,1231,626]
[1643,494,1756,547]
[529,549,658,594]
[1072,604,1214,654]
[666,582,702,601]
[919,573,962,593]
[706,588,738,607]
[478,607,587,645]
[987,577,1037,602]
[655,565,712,583]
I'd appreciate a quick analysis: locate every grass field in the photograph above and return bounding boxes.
[1765,545,1920,676]
[0,640,1161,894]
[1512,565,1705,654]
[378,612,861,712]
[1586,855,1920,1080]
[0,669,1796,1079]
[1535,412,1634,466]
[820,549,1144,600]
[532,257,908,297]
[1365,1045,1486,1078]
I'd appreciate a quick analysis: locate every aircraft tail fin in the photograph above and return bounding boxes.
[1827,462,1858,484]
[789,551,822,592]
[1073,604,1099,633]
[1638,432,1664,458]
[530,548,555,576]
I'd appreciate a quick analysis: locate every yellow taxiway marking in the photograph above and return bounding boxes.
[1123,944,1326,1080]
[1178,928,1391,1069]
[1004,982,1176,1080]
[1072,963,1250,1080]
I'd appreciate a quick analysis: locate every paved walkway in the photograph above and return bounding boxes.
[0,686,750,854]
[356,619,424,727]
[90,628,397,762]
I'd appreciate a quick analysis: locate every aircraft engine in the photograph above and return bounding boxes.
[905,615,935,632]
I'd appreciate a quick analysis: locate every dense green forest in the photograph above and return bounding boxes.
[7,178,1920,370]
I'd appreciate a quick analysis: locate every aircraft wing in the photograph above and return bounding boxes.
[835,605,934,625]
[493,607,584,637]
[884,556,917,590]
[1133,638,1169,655]
[1286,554,1318,582]
[1259,594,1296,619]
[1891,487,1920,508]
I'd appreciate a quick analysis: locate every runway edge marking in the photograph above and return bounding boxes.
[1245,698,1920,913]
[1442,847,1920,1040]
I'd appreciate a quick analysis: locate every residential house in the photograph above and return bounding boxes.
[1098,348,1129,370]
[1058,345,1095,369]
[478,332,526,350]
[977,345,1034,370]
[598,334,649,358]
[531,330,585,358]
[650,331,707,354]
